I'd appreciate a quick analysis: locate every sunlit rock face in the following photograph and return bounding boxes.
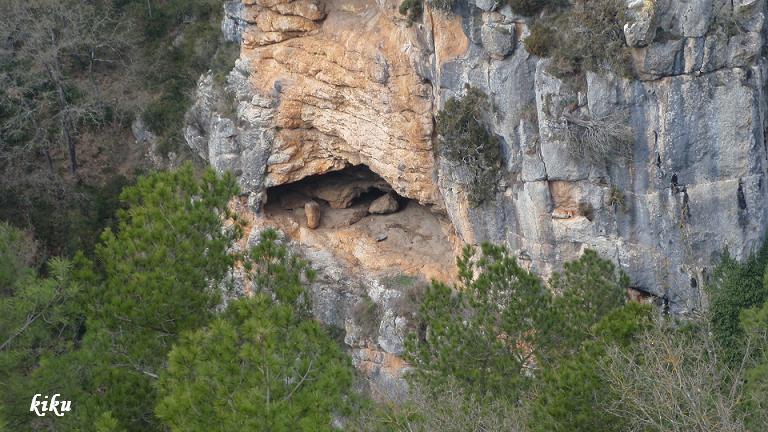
[188,0,768,320]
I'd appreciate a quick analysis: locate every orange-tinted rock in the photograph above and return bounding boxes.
[368,193,399,214]
[305,200,321,229]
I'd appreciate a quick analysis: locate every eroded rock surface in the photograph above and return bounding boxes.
[188,0,768,396]
[369,193,399,214]
[305,200,321,228]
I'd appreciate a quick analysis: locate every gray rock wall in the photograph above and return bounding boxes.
[436,0,768,312]
[188,0,768,319]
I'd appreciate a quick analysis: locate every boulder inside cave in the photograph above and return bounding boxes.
[262,164,456,282]
[264,165,407,227]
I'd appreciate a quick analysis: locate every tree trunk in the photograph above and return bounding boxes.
[43,147,54,175]
[45,62,77,176]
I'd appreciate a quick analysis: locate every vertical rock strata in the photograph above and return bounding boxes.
[188,0,768,318]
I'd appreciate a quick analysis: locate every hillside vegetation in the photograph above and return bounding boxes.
[2,1,768,431]
[0,165,766,430]
[0,0,238,257]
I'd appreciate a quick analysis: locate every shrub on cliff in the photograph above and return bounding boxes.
[430,0,456,12]
[523,0,634,82]
[524,19,557,57]
[562,112,635,163]
[435,88,501,206]
[399,0,423,24]
[508,0,560,16]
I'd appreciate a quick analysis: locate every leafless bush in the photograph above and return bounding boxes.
[601,318,749,432]
[351,378,528,432]
[562,112,634,163]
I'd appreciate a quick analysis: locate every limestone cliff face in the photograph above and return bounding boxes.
[188,0,768,317]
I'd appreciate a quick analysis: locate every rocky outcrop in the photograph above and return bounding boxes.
[191,0,768,393]
[432,0,768,313]
[305,200,321,228]
[369,193,399,214]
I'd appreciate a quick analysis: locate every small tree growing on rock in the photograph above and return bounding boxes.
[435,88,501,207]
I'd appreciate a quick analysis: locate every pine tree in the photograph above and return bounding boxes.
[528,303,652,432]
[156,230,354,431]
[8,164,243,431]
[405,243,552,400]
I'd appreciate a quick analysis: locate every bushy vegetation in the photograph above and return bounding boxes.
[156,283,354,431]
[508,0,558,16]
[707,245,768,364]
[608,185,628,212]
[1,165,242,431]
[524,19,557,57]
[392,241,768,432]
[132,0,239,155]
[523,0,634,84]
[562,112,635,163]
[405,243,553,399]
[0,0,239,258]
[430,0,456,12]
[603,318,749,432]
[350,377,527,431]
[3,146,768,432]
[353,294,383,339]
[398,0,423,24]
[405,244,632,410]
[435,88,501,206]
[0,166,361,431]
[529,303,653,432]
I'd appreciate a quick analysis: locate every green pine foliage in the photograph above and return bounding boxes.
[0,222,37,292]
[156,294,355,431]
[93,163,241,336]
[0,254,88,429]
[244,229,317,317]
[405,243,552,399]
[0,164,244,431]
[81,164,241,430]
[741,297,768,429]
[153,228,353,431]
[0,166,366,431]
[707,245,768,365]
[544,249,629,360]
[529,303,653,432]
[405,244,631,403]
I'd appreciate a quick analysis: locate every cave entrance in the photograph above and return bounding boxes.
[265,165,407,227]
[262,164,457,282]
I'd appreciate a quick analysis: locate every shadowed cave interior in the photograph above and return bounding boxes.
[262,164,456,282]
